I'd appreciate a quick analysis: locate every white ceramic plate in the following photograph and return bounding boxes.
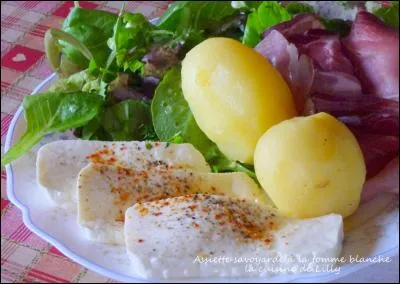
[4,74,399,283]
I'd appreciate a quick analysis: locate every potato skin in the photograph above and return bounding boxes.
[181,38,296,163]
[254,112,366,218]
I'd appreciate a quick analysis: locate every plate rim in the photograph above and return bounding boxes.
[4,75,399,283]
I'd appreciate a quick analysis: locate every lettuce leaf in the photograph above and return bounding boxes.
[60,6,118,68]
[157,1,238,47]
[46,69,103,94]
[108,12,155,71]
[242,1,292,47]
[1,92,103,167]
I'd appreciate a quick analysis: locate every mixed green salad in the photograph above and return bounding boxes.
[1,1,398,178]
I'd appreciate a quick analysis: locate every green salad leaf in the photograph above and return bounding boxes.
[109,12,155,71]
[47,70,91,93]
[47,69,103,94]
[80,98,156,141]
[374,2,399,30]
[158,1,235,30]
[242,1,292,47]
[103,7,175,81]
[1,92,103,167]
[60,7,118,68]
[102,99,156,141]
[80,115,109,140]
[151,67,258,180]
[151,67,218,161]
[157,1,238,47]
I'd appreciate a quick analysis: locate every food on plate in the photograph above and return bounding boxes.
[125,194,343,279]
[253,3,398,202]
[181,37,296,163]
[2,2,398,207]
[342,11,399,101]
[361,156,399,202]
[78,163,271,244]
[254,112,366,218]
[37,140,210,207]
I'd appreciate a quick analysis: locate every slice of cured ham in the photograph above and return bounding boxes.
[311,71,362,96]
[362,156,399,201]
[255,30,314,114]
[262,13,325,38]
[354,132,399,179]
[289,29,354,74]
[342,11,399,100]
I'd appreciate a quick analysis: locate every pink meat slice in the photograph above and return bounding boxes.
[290,29,354,74]
[362,156,399,202]
[354,131,399,179]
[311,71,362,96]
[255,30,314,114]
[262,13,325,38]
[342,11,399,100]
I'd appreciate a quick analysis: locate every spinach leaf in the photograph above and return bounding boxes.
[242,1,292,47]
[61,6,117,68]
[157,1,238,47]
[1,92,103,167]
[151,67,258,180]
[102,99,156,141]
[151,67,218,160]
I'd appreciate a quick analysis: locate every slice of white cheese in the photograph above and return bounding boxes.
[124,194,343,280]
[78,163,272,244]
[37,140,210,208]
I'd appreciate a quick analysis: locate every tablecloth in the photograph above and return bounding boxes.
[1,2,169,282]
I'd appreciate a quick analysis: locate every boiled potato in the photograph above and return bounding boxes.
[181,38,296,164]
[254,112,366,218]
